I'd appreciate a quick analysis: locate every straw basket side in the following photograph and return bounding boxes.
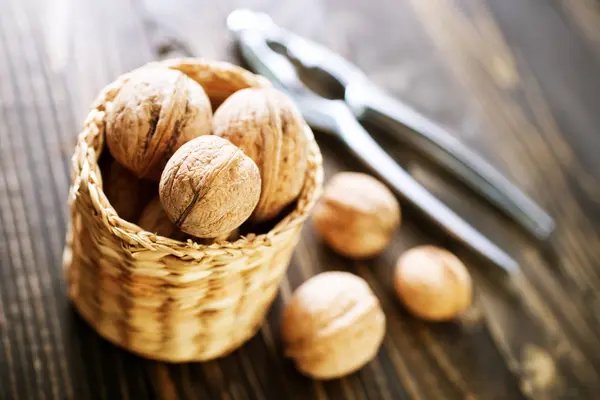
[62,59,324,362]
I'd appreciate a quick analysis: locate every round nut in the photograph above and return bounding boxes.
[105,67,212,180]
[212,87,308,222]
[282,271,386,379]
[138,197,186,241]
[193,229,240,245]
[159,135,261,238]
[312,172,400,259]
[394,246,473,321]
[102,159,154,222]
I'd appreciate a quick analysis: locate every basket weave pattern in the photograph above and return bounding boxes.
[62,59,323,362]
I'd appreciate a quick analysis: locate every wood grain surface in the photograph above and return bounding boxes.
[1,0,600,398]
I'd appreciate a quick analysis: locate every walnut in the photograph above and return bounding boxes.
[282,271,386,379]
[102,159,154,222]
[312,172,400,259]
[394,246,472,321]
[212,88,308,222]
[105,67,212,180]
[138,197,186,241]
[191,229,240,245]
[213,229,240,243]
[159,135,261,238]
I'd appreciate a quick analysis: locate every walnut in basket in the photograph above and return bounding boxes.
[102,159,154,222]
[312,172,401,259]
[105,67,212,180]
[282,271,386,379]
[159,135,261,238]
[138,197,187,241]
[212,87,308,222]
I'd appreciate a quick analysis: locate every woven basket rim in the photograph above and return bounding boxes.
[69,58,323,259]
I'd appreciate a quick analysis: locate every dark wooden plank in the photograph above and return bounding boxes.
[1,0,600,398]
[0,0,155,399]
[404,0,600,397]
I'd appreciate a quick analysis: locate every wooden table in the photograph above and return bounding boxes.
[2,0,600,398]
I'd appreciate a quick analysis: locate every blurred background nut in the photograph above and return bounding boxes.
[138,197,186,241]
[312,172,400,259]
[212,87,308,222]
[102,159,154,222]
[159,135,261,238]
[105,67,212,180]
[281,271,386,379]
[394,246,472,321]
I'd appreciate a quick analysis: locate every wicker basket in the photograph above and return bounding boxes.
[62,58,323,362]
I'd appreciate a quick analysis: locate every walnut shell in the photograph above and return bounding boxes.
[102,159,154,222]
[312,172,400,259]
[138,197,186,240]
[394,246,472,321]
[282,271,386,379]
[191,229,240,245]
[212,88,308,222]
[159,135,261,238]
[105,67,212,180]
[213,229,240,243]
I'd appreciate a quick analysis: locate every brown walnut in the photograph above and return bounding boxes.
[212,87,308,222]
[138,197,186,241]
[102,159,154,222]
[105,67,212,180]
[394,246,473,321]
[282,271,386,379]
[312,172,401,259]
[159,135,261,238]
